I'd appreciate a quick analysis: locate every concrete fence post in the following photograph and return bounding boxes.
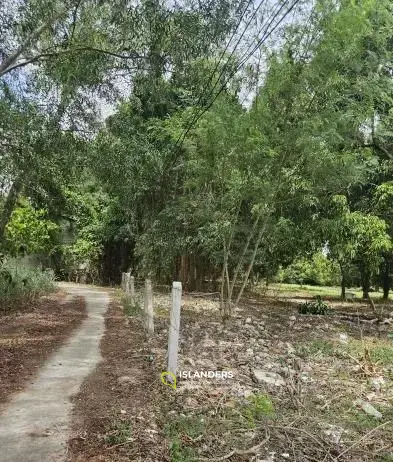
[121,272,125,290]
[129,276,135,302]
[144,279,154,333]
[125,272,131,295]
[168,281,182,380]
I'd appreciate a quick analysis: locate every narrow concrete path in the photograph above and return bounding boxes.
[0,284,109,462]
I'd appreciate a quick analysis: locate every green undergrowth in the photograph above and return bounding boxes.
[0,259,56,313]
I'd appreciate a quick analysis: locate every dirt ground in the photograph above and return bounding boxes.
[67,299,166,462]
[0,290,86,407]
[67,290,393,462]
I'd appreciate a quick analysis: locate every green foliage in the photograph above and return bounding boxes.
[164,414,202,462]
[277,253,340,286]
[169,439,196,462]
[104,420,133,446]
[296,339,336,357]
[122,294,142,317]
[0,258,56,312]
[5,201,58,255]
[299,296,331,315]
[241,393,274,428]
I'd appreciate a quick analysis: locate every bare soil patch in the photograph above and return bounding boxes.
[0,290,86,406]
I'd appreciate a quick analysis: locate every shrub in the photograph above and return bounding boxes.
[299,295,331,315]
[277,252,340,286]
[0,258,56,313]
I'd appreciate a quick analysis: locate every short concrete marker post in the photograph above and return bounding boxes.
[125,272,131,295]
[129,275,135,302]
[168,281,182,382]
[144,278,154,333]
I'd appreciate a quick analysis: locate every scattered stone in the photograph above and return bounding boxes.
[286,342,295,354]
[245,317,252,323]
[339,333,348,343]
[117,375,134,384]
[323,424,345,444]
[289,315,296,321]
[370,376,385,392]
[355,399,383,419]
[252,369,285,386]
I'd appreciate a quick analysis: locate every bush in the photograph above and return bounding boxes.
[277,252,340,286]
[299,296,331,315]
[0,258,56,313]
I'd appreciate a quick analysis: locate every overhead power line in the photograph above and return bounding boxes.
[174,0,301,153]
[174,0,269,150]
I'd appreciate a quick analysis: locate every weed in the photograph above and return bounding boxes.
[296,339,336,357]
[169,438,196,462]
[240,393,274,428]
[122,294,142,317]
[104,420,133,446]
[164,414,204,440]
[370,345,393,365]
[164,415,202,462]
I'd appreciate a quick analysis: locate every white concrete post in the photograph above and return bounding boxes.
[129,276,135,302]
[144,279,154,333]
[168,281,182,380]
[125,272,131,295]
[121,272,125,290]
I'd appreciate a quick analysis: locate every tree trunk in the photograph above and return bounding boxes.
[381,258,390,300]
[360,265,370,299]
[341,276,346,300]
[0,178,22,244]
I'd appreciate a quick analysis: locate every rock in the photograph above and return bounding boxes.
[184,357,196,367]
[243,389,254,398]
[355,399,383,419]
[339,333,349,344]
[251,369,285,387]
[371,376,385,392]
[117,375,134,384]
[289,315,296,321]
[245,317,252,323]
[323,424,345,444]
[286,342,295,354]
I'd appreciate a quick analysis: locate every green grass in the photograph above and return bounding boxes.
[164,415,203,462]
[296,339,336,357]
[0,259,56,313]
[104,420,133,446]
[122,293,142,317]
[241,393,275,428]
[343,338,393,366]
[264,283,384,300]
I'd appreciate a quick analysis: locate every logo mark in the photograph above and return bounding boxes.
[161,371,177,390]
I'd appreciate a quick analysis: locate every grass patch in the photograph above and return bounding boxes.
[263,283,383,300]
[122,294,142,317]
[296,339,336,357]
[169,438,196,462]
[0,259,56,314]
[240,393,275,428]
[164,414,203,462]
[164,414,205,440]
[104,420,133,446]
[342,338,393,366]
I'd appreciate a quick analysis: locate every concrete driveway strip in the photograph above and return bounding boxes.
[0,284,109,462]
